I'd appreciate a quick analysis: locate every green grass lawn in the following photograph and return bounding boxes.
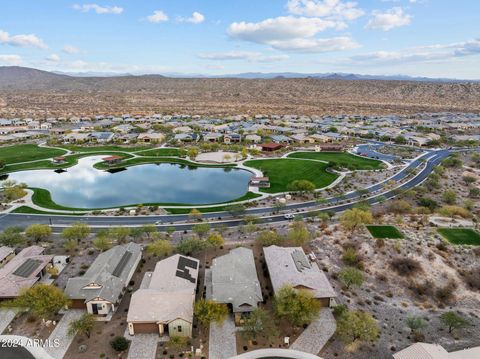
[438,228,480,245]
[12,206,84,216]
[287,151,384,170]
[244,158,338,193]
[366,225,404,239]
[137,148,186,157]
[0,144,67,164]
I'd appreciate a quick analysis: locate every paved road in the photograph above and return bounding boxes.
[0,148,469,232]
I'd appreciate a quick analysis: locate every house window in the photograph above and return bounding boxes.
[177,326,182,332]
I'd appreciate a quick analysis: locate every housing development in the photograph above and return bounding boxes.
[1,1,480,358]
[0,107,479,359]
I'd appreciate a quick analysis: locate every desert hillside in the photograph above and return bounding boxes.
[1,66,479,117]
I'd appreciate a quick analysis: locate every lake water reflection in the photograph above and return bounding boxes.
[7,156,253,208]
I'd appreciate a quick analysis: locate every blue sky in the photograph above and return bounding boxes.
[0,0,479,78]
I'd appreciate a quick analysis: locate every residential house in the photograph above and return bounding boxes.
[88,132,114,143]
[263,245,337,307]
[174,133,198,143]
[0,247,14,268]
[393,342,480,359]
[113,124,136,134]
[291,134,315,144]
[0,246,54,299]
[203,132,223,142]
[244,134,262,143]
[270,135,293,144]
[205,247,263,324]
[137,133,165,144]
[127,254,199,337]
[65,243,142,317]
[224,133,242,144]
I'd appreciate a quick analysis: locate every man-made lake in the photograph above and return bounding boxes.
[7,156,253,208]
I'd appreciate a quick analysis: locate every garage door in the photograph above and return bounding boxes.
[133,323,159,334]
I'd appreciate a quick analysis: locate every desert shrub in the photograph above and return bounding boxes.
[390,257,422,277]
[435,280,457,305]
[342,247,364,270]
[462,267,480,291]
[110,336,129,352]
[409,280,435,298]
[332,304,348,318]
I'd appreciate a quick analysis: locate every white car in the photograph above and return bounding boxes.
[284,213,295,220]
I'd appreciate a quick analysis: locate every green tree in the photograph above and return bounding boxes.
[394,135,407,145]
[189,208,202,220]
[192,223,211,238]
[274,286,320,327]
[340,208,373,233]
[0,227,26,247]
[242,308,279,341]
[106,227,130,243]
[338,267,364,289]
[256,230,282,246]
[92,236,112,252]
[146,239,173,257]
[68,313,96,338]
[206,232,224,248]
[336,310,380,344]
[1,180,27,201]
[62,222,90,242]
[110,336,130,352]
[187,147,199,160]
[440,312,470,334]
[6,284,70,319]
[168,335,189,349]
[225,204,246,217]
[194,299,229,325]
[25,224,52,243]
[176,237,207,255]
[286,221,311,245]
[287,180,316,195]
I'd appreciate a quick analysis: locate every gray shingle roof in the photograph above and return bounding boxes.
[64,243,141,304]
[206,247,263,312]
[263,245,336,299]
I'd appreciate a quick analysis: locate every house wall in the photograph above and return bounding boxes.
[168,318,192,337]
[86,300,114,316]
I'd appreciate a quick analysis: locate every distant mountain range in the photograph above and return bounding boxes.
[50,68,478,82]
[1,66,479,118]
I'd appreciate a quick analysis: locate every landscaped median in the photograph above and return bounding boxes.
[21,187,263,214]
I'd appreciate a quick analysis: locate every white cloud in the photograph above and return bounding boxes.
[198,51,261,61]
[197,51,290,62]
[147,10,169,23]
[0,30,47,49]
[46,54,61,62]
[366,7,412,31]
[228,16,357,53]
[0,54,23,66]
[286,0,364,20]
[63,45,80,54]
[179,12,205,24]
[348,39,480,65]
[73,4,123,15]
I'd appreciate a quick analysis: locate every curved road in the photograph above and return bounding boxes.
[0,148,468,232]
